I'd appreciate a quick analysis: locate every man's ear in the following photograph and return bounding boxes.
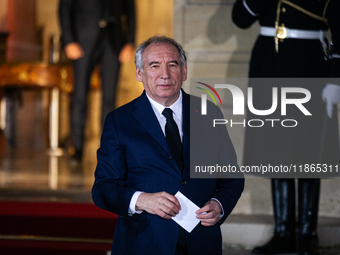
[182,65,188,81]
[135,67,143,82]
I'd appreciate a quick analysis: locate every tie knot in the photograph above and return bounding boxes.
[162,108,173,119]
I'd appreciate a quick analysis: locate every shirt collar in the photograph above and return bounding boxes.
[146,90,182,120]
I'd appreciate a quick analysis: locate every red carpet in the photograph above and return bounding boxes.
[0,201,118,255]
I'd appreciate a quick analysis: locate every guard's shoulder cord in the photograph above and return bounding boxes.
[282,0,330,25]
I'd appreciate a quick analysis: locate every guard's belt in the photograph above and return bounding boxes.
[261,26,325,40]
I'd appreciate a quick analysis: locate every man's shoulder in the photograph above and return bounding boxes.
[103,95,143,129]
[111,92,146,116]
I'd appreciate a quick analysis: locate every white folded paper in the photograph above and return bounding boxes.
[172,191,201,233]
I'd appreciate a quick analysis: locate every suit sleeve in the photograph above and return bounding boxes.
[213,129,244,224]
[214,179,244,224]
[92,112,139,219]
[58,0,76,46]
[208,104,244,224]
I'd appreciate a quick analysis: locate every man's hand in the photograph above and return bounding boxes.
[196,200,222,226]
[135,192,181,219]
[322,83,340,118]
[119,43,134,63]
[65,42,84,60]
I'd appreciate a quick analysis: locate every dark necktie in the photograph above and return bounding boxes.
[162,108,184,173]
[162,108,187,250]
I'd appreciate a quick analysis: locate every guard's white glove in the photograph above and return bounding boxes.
[322,83,340,118]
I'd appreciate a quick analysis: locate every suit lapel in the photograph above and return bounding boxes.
[132,91,171,156]
[182,90,191,177]
[133,90,191,177]
[182,91,190,159]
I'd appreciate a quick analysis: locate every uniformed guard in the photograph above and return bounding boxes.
[232,1,340,255]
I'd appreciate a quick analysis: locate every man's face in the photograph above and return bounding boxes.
[135,43,187,106]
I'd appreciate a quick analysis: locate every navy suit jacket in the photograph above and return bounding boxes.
[92,90,244,255]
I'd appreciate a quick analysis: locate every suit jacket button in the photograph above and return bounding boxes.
[181,180,187,185]
[169,156,172,159]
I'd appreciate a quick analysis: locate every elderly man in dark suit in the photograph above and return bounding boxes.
[92,36,244,255]
[58,0,135,163]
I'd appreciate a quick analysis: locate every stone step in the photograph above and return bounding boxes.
[221,214,340,250]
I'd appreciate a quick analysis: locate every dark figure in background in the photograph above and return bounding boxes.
[58,0,136,163]
[232,1,340,255]
[92,36,244,255]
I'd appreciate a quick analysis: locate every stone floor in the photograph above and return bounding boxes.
[222,250,340,255]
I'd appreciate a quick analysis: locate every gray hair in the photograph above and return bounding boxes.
[134,35,187,72]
